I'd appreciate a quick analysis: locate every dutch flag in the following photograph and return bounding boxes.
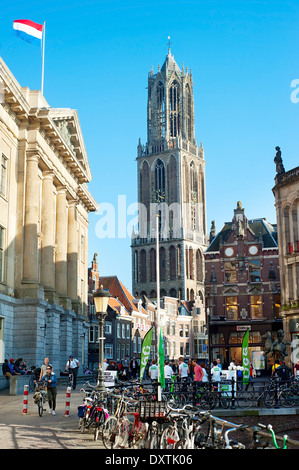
[13,19,43,45]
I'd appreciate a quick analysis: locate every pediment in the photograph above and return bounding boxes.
[49,108,92,182]
[223,286,239,295]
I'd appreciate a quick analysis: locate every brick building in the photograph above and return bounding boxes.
[204,202,281,372]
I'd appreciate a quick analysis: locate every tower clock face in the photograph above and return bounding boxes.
[154,189,165,203]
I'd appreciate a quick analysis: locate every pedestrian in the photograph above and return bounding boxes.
[187,358,193,379]
[2,359,12,379]
[65,354,80,390]
[216,358,222,370]
[200,363,208,384]
[41,364,58,415]
[39,358,51,381]
[294,359,299,378]
[211,360,222,388]
[192,359,203,382]
[164,360,173,389]
[103,358,109,371]
[149,359,158,381]
[130,357,138,379]
[172,359,179,375]
[178,356,188,391]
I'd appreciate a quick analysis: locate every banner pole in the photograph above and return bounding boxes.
[41,21,46,94]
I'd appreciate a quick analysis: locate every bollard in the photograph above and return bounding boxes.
[64,386,71,417]
[23,385,29,414]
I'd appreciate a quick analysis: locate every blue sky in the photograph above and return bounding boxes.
[1,1,298,291]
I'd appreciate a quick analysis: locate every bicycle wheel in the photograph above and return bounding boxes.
[280,389,296,408]
[200,392,217,410]
[264,391,276,408]
[29,376,36,392]
[219,392,230,409]
[175,438,188,449]
[130,422,148,449]
[160,426,180,449]
[38,397,44,417]
[117,417,131,448]
[149,429,160,449]
[102,416,119,449]
[236,391,254,409]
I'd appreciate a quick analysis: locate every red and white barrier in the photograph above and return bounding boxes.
[64,386,71,417]
[23,385,29,414]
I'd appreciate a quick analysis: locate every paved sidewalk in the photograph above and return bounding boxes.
[0,384,104,449]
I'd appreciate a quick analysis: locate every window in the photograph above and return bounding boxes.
[138,337,142,353]
[0,226,5,282]
[104,343,113,359]
[126,324,130,339]
[225,296,238,320]
[172,321,176,335]
[249,260,260,282]
[0,154,7,198]
[117,323,121,338]
[225,261,237,283]
[169,81,180,137]
[185,324,189,337]
[179,324,183,337]
[156,82,165,139]
[133,337,137,353]
[122,323,125,338]
[105,321,112,335]
[250,295,263,319]
[89,325,99,343]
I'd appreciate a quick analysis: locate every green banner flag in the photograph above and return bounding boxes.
[158,327,165,389]
[139,327,153,380]
[242,330,250,383]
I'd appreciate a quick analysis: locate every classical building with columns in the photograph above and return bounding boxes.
[272,149,299,366]
[0,58,98,371]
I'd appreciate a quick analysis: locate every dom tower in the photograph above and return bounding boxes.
[132,48,208,303]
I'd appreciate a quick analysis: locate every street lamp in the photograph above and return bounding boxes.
[206,306,212,382]
[93,285,111,391]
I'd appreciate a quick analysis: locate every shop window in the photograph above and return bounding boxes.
[211,333,225,345]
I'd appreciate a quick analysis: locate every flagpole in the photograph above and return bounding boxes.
[156,211,161,400]
[41,21,46,95]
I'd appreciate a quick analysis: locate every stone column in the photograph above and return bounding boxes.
[68,199,78,306]
[41,170,56,294]
[55,186,68,300]
[23,153,39,283]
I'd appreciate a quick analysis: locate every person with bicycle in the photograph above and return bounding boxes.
[65,354,80,390]
[41,364,58,415]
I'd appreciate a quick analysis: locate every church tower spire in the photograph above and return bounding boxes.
[132,50,208,303]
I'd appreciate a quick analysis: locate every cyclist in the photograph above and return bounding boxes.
[65,354,80,390]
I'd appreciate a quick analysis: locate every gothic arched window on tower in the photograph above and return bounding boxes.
[156,82,165,139]
[185,84,192,141]
[155,158,165,194]
[169,81,180,138]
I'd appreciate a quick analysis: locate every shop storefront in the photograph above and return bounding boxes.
[209,321,282,374]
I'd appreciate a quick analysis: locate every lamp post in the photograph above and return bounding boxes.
[93,285,111,391]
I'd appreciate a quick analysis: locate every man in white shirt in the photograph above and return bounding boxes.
[65,355,80,390]
[211,360,222,389]
[164,360,173,390]
[178,356,189,391]
[149,359,158,381]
